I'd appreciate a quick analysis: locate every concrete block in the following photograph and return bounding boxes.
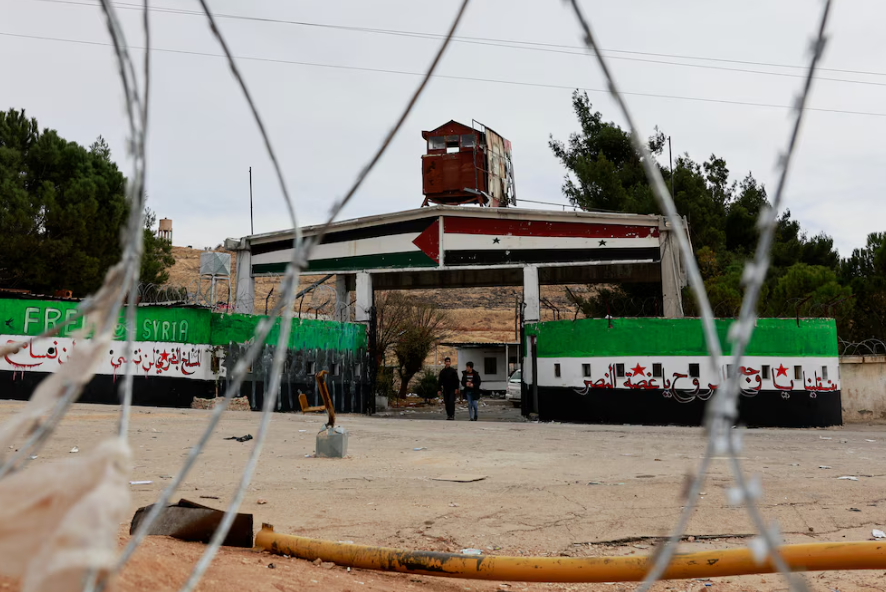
[316,426,348,458]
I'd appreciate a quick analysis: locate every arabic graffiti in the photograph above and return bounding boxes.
[109,345,204,379]
[1,335,208,380]
[571,360,838,402]
[3,338,73,380]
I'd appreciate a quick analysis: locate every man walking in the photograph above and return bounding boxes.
[460,361,482,422]
[437,357,459,420]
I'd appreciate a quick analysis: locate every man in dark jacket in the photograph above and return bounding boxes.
[437,357,460,420]
[460,361,482,421]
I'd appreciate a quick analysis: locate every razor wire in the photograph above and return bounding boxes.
[92,0,471,591]
[89,0,307,586]
[567,1,832,591]
[0,0,840,591]
[0,0,149,479]
[839,338,886,357]
[570,294,851,320]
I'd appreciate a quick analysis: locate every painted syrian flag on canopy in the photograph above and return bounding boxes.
[251,216,660,274]
[437,216,659,266]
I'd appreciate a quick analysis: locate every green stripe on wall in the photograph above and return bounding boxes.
[0,298,212,343]
[209,313,366,352]
[253,251,437,275]
[0,298,366,353]
[524,318,838,358]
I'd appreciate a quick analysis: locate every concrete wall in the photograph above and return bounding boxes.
[840,355,886,422]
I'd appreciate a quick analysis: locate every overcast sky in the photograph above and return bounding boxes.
[2,0,884,257]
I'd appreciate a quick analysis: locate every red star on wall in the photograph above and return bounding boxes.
[775,364,789,377]
[630,363,646,377]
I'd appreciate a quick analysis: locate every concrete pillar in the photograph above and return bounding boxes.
[355,272,373,323]
[334,274,351,323]
[523,265,540,324]
[660,225,686,318]
[234,247,254,314]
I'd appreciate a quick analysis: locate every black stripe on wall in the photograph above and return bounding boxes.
[536,387,842,428]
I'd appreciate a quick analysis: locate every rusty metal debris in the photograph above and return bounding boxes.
[315,370,335,428]
[314,370,348,458]
[431,474,487,483]
[129,499,253,548]
[224,435,253,443]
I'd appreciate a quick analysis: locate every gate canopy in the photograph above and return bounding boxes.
[238,206,671,290]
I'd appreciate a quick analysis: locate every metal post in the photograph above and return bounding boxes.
[530,335,539,415]
[367,305,378,415]
[514,295,519,340]
[519,300,527,417]
[668,136,675,201]
[249,166,254,235]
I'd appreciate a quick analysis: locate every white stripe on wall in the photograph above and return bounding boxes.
[529,355,840,392]
[252,233,421,266]
[1,335,216,381]
[446,234,658,251]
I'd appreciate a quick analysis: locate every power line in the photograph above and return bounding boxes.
[3,30,886,119]
[23,0,886,84]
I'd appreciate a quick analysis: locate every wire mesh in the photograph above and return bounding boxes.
[0,0,838,590]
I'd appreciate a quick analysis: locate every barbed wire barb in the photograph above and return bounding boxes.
[565,1,832,590]
[176,3,471,587]
[312,0,471,246]
[86,0,307,587]
[0,0,846,589]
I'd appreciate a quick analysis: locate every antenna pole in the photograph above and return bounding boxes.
[249,166,254,235]
[668,136,675,200]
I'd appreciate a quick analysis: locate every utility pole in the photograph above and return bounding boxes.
[667,136,675,201]
[249,166,254,235]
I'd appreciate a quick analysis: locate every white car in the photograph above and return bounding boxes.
[505,369,522,407]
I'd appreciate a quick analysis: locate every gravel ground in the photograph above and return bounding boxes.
[1,400,885,592]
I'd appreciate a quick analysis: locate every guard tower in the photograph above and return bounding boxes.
[421,120,516,208]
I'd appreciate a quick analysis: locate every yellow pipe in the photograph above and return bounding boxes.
[255,524,886,583]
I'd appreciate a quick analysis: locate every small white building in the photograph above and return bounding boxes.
[443,342,520,394]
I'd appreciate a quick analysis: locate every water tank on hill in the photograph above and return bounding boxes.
[158,218,173,243]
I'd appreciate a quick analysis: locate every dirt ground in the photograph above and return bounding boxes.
[2,401,886,592]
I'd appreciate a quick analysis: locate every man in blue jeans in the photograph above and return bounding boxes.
[460,362,482,421]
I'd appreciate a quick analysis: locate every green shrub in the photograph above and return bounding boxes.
[413,368,440,400]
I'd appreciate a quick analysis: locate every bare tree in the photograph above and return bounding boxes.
[374,292,449,399]
[374,291,411,367]
[393,299,448,398]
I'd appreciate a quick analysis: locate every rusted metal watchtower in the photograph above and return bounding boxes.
[420,120,516,208]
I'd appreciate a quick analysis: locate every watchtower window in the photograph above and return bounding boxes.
[428,136,445,150]
[461,134,476,148]
[445,135,460,153]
